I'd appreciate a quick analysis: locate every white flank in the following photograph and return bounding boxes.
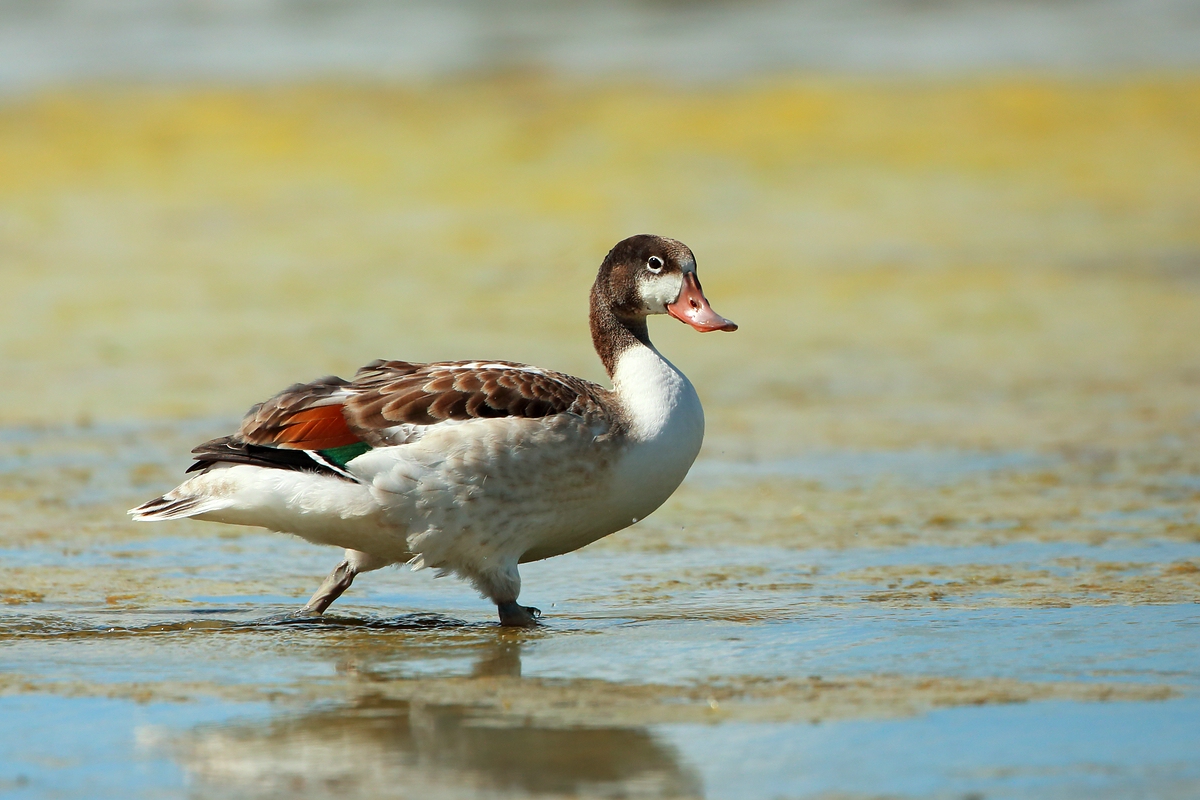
[154,464,409,561]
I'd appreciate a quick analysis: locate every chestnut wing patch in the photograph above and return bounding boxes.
[345,359,606,435]
[180,376,371,481]
[237,376,360,450]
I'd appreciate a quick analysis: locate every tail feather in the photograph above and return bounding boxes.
[128,493,229,521]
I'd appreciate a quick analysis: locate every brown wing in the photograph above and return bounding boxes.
[222,359,610,456]
[342,359,611,444]
[236,375,360,450]
[185,375,363,480]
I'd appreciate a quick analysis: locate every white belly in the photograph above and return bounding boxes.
[353,414,624,568]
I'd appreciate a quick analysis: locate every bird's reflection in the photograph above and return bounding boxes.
[172,632,703,799]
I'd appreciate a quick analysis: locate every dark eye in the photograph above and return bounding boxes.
[647,256,664,274]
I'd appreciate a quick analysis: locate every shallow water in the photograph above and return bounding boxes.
[2,67,1200,798]
[2,422,1199,797]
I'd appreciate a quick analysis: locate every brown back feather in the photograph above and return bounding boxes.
[232,360,615,451]
[343,360,612,443]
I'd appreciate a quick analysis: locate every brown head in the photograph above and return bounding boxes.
[590,234,737,375]
[591,234,738,333]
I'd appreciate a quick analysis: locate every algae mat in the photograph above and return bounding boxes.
[1,80,1199,798]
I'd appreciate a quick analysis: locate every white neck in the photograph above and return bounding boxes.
[611,341,704,445]
[605,339,707,528]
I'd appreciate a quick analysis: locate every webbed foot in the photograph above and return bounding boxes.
[497,601,542,628]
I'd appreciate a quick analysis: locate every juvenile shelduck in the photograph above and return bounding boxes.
[130,235,737,626]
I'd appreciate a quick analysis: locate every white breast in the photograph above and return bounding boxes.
[606,344,706,524]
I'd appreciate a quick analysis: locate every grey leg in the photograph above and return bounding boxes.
[299,560,357,615]
[297,550,391,616]
[496,601,541,628]
[471,561,540,627]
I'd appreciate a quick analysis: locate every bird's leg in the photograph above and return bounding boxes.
[475,562,540,627]
[496,601,541,628]
[299,560,357,615]
[298,549,391,616]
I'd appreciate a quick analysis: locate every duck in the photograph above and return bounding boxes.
[130,234,737,626]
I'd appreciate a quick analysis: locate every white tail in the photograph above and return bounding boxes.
[128,492,230,521]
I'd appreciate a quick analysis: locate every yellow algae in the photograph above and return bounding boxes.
[0,659,1175,725]
[583,546,1200,611]
[0,564,259,609]
[841,561,1200,608]
[0,78,1197,447]
[1,588,44,605]
[611,452,1200,555]
[0,80,1193,587]
[0,79,1198,622]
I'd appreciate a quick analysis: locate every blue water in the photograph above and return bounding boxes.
[668,697,1200,800]
[2,422,1198,798]
[0,694,272,800]
[2,681,1196,798]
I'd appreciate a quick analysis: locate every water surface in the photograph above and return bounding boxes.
[1,57,1199,800]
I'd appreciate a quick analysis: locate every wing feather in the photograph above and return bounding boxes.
[237,376,358,450]
[272,405,361,449]
[343,359,614,444]
[182,358,616,474]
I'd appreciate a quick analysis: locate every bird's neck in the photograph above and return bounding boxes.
[589,286,651,379]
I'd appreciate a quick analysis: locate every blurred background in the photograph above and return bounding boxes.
[2,0,1198,446]
[2,2,1200,799]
